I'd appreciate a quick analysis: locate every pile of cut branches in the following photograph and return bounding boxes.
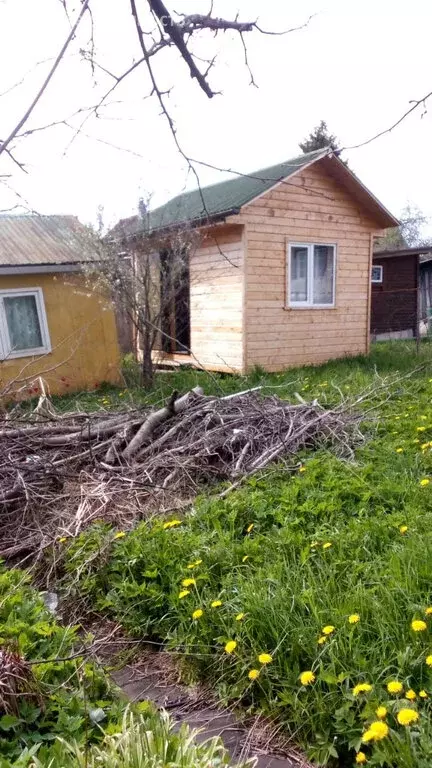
[0,387,363,560]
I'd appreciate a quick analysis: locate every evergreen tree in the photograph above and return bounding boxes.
[299,120,339,153]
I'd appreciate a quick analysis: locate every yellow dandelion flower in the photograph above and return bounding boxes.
[317,636,327,645]
[425,654,432,667]
[397,708,419,726]
[236,613,245,621]
[420,478,430,486]
[376,706,387,719]
[417,426,426,432]
[387,680,403,695]
[323,542,332,550]
[419,690,428,699]
[396,448,403,453]
[322,625,335,635]
[421,442,431,450]
[355,753,367,765]
[248,668,260,680]
[399,525,408,534]
[211,600,223,608]
[163,519,182,529]
[242,555,249,563]
[224,640,237,654]
[58,536,67,543]
[362,721,389,742]
[299,670,315,686]
[192,609,203,620]
[348,614,360,624]
[114,531,126,539]
[258,653,273,665]
[299,466,306,472]
[178,590,190,599]
[246,523,254,533]
[353,683,373,696]
[411,619,427,632]
[182,578,196,587]
[406,689,416,701]
[187,559,203,569]
[425,607,432,616]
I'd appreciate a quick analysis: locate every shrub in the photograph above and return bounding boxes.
[29,707,252,768]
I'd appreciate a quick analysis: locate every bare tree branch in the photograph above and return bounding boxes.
[0,0,91,160]
[343,89,432,151]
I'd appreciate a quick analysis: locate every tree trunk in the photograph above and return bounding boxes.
[141,340,153,389]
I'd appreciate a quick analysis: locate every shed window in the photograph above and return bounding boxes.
[288,243,336,307]
[371,265,383,284]
[0,288,51,359]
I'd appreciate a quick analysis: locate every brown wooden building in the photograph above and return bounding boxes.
[115,148,398,373]
[371,247,432,340]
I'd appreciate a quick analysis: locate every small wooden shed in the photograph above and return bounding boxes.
[371,248,421,340]
[0,215,120,396]
[116,148,397,373]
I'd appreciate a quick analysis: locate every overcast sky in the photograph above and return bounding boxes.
[0,0,431,232]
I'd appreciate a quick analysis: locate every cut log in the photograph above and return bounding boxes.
[121,387,204,462]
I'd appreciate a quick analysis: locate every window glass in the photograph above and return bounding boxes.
[3,294,43,351]
[313,245,334,304]
[290,246,308,303]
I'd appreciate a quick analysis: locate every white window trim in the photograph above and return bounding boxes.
[371,265,383,284]
[0,287,51,359]
[287,242,337,308]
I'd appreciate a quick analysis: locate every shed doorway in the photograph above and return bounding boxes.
[160,248,191,354]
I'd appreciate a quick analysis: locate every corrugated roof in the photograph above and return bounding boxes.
[0,215,91,266]
[113,148,329,238]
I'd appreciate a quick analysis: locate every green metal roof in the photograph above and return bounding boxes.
[120,148,329,236]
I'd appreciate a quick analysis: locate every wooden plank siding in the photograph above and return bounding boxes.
[162,225,245,373]
[371,253,418,337]
[234,162,381,371]
[189,225,244,372]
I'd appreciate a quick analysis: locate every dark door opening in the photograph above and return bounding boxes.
[160,249,190,353]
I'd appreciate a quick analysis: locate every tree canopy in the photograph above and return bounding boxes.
[299,120,340,153]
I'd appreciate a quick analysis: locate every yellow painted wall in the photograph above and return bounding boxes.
[0,272,120,397]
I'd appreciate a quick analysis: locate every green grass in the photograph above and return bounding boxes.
[29,708,251,768]
[44,339,432,414]
[0,566,247,768]
[42,342,432,765]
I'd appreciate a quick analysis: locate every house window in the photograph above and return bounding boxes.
[371,265,383,284]
[288,243,336,307]
[0,288,51,359]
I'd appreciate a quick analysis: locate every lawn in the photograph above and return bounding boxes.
[13,341,432,766]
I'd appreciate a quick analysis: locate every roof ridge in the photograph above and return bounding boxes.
[149,147,330,217]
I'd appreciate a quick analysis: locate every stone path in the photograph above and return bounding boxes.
[109,646,311,768]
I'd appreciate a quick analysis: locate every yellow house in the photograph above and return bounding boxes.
[0,215,120,397]
[115,148,398,374]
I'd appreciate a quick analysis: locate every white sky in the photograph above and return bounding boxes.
[0,0,431,232]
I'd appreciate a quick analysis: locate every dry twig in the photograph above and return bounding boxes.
[0,387,363,561]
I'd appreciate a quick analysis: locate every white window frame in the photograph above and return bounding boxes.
[287,242,337,308]
[371,265,383,284]
[0,287,51,359]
